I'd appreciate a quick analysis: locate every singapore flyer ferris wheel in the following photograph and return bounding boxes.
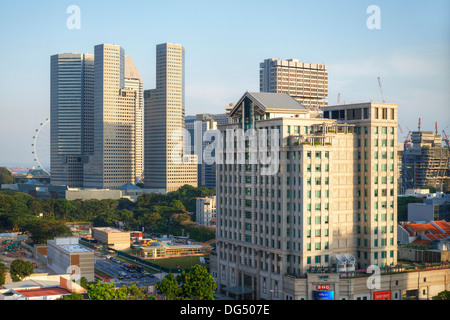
[32,118,50,175]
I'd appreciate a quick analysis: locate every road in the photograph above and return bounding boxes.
[94,252,164,289]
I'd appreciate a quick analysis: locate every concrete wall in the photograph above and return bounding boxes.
[408,203,434,222]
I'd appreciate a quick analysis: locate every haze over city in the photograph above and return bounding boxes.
[0,0,449,168]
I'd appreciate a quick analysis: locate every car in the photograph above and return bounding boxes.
[148,273,155,278]
[118,276,124,280]
[131,274,139,279]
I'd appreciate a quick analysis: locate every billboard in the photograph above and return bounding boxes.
[374,291,391,300]
[312,290,335,300]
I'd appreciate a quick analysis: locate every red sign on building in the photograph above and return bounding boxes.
[317,285,330,290]
[374,291,391,300]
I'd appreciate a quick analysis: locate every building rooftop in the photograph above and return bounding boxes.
[228,91,308,119]
[94,227,125,233]
[58,244,91,253]
[246,92,307,111]
[15,286,71,298]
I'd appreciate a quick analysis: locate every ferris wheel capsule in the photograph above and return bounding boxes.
[32,118,50,175]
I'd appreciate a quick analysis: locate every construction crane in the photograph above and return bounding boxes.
[442,130,449,147]
[377,77,386,103]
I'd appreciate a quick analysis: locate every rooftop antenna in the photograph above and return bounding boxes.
[436,122,438,136]
[377,76,386,103]
[337,93,340,105]
[418,118,421,132]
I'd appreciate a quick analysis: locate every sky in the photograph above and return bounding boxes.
[0,0,449,168]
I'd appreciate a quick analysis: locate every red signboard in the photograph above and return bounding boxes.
[317,285,330,290]
[374,291,391,300]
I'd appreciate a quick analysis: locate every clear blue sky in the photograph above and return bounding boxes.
[0,0,449,168]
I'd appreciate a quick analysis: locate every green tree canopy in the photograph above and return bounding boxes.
[432,290,450,300]
[58,292,85,300]
[10,259,35,282]
[155,272,181,300]
[0,260,7,285]
[25,218,72,244]
[0,167,13,184]
[87,281,152,300]
[156,264,216,300]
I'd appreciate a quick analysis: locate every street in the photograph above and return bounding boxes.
[94,252,164,288]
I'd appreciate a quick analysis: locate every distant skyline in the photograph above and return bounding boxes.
[0,0,449,168]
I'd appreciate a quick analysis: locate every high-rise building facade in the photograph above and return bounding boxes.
[260,58,328,109]
[144,43,197,192]
[402,130,449,193]
[50,53,94,187]
[211,92,398,300]
[124,56,144,183]
[83,44,137,189]
[186,114,218,188]
[51,44,144,189]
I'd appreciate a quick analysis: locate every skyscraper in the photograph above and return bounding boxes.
[185,113,217,188]
[83,44,138,189]
[144,43,197,192]
[211,91,398,299]
[51,44,143,190]
[260,58,328,109]
[50,53,94,187]
[124,56,144,183]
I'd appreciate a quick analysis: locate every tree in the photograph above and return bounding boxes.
[80,276,89,289]
[58,292,84,300]
[432,290,450,300]
[141,212,162,232]
[156,265,216,300]
[0,260,7,285]
[0,167,13,184]
[25,218,72,244]
[155,272,181,300]
[87,281,150,300]
[87,281,127,300]
[10,259,35,282]
[178,265,216,300]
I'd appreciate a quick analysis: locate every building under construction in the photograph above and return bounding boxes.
[402,127,450,193]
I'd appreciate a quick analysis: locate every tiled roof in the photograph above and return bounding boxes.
[412,239,432,245]
[404,221,450,242]
[15,286,71,298]
[434,220,450,234]
[408,223,433,232]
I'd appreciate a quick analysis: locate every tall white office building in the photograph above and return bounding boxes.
[211,91,398,300]
[83,44,138,189]
[144,43,197,192]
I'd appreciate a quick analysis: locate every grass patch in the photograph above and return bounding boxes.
[147,256,203,270]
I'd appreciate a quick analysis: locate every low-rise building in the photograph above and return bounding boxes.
[91,227,130,250]
[397,220,450,263]
[408,197,450,222]
[47,237,95,282]
[196,196,216,226]
[0,274,86,300]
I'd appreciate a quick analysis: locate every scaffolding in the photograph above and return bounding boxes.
[402,131,450,192]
